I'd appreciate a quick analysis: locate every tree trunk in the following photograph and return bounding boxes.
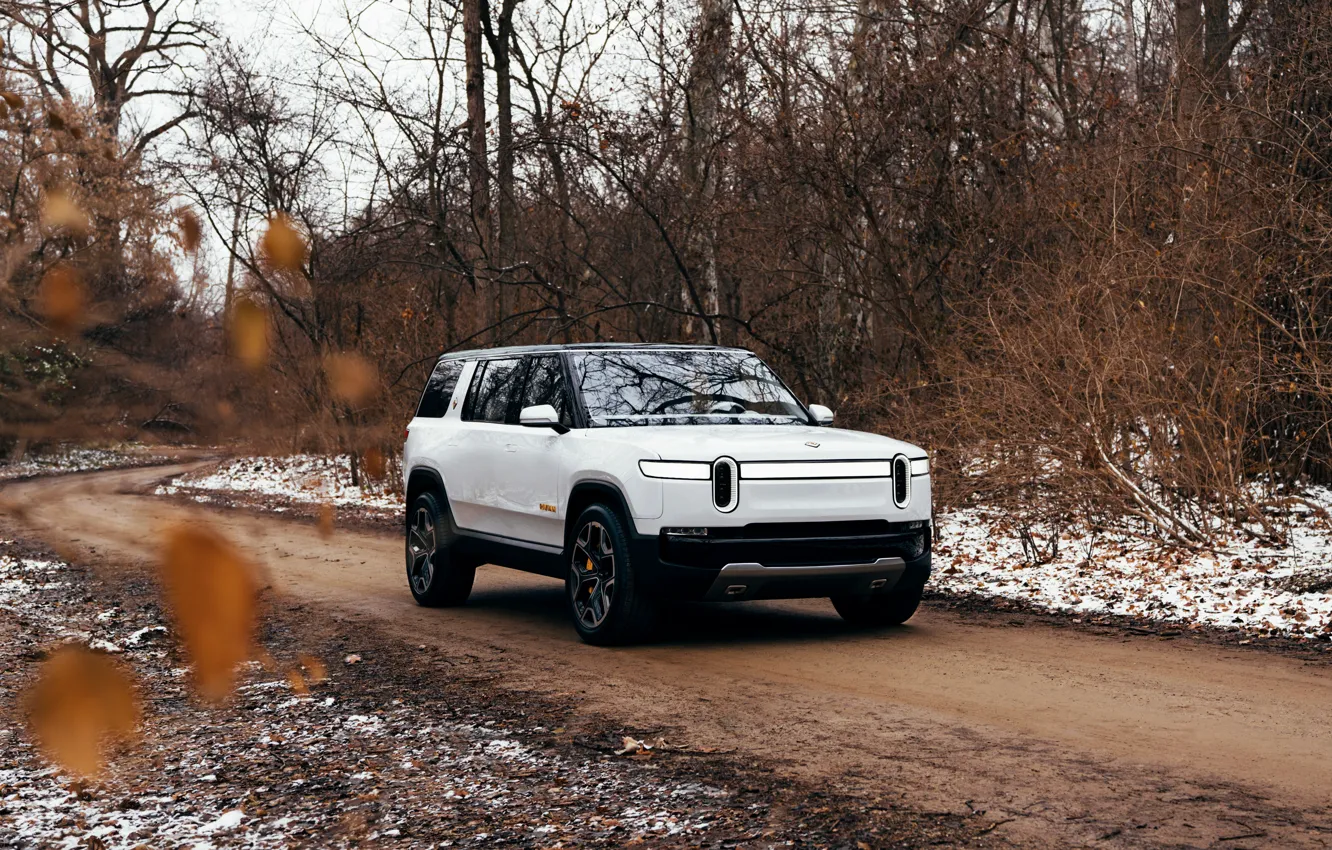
[1202,0,1232,96]
[464,0,493,337]
[224,192,244,323]
[1175,0,1205,130]
[486,0,520,341]
[683,0,733,344]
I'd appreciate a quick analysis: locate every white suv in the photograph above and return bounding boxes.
[402,344,931,645]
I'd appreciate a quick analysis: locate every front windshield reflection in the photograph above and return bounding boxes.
[569,349,808,427]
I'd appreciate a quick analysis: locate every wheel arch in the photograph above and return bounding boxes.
[564,480,633,548]
[406,466,447,526]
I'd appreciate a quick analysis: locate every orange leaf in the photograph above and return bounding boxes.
[38,264,87,334]
[260,213,306,271]
[25,645,140,777]
[159,523,259,702]
[324,351,378,405]
[229,297,270,371]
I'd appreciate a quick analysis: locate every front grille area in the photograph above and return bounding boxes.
[660,522,929,570]
[712,457,738,512]
[893,455,911,507]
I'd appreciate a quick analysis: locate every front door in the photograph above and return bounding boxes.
[492,355,572,547]
[449,357,525,536]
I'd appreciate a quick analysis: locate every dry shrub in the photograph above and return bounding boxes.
[931,105,1319,548]
[24,645,140,777]
[159,523,259,702]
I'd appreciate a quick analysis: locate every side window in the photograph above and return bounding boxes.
[463,358,524,424]
[415,359,465,418]
[519,356,573,426]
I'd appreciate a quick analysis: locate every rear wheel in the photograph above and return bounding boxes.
[566,504,656,645]
[832,571,927,627]
[405,491,474,607]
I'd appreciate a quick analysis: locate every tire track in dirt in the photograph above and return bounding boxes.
[5,463,1332,848]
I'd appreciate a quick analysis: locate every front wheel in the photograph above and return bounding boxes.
[831,571,927,627]
[566,505,656,645]
[405,491,474,607]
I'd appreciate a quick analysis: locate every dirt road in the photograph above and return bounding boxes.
[6,464,1331,848]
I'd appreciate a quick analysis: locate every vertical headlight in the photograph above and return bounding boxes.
[892,454,911,508]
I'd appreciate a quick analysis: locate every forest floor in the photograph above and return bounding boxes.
[0,534,985,849]
[3,461,1332,849]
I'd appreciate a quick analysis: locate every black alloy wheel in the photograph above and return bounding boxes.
[405,491,474,607]
[566,504,656,645]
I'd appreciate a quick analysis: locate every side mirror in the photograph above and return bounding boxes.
[519,404,569,434]
[808,404,835,426]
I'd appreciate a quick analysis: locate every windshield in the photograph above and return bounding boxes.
[568,349,808,427]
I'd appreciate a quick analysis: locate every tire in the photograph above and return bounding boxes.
[565,504,656,645]
[831,569,927,628]
[405,491,475,607]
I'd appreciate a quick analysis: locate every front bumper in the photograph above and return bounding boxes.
[701,556,906,602]
[628,521,932,602]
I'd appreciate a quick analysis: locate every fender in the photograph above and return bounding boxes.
[564,479,656,545]
[405,464,449,523]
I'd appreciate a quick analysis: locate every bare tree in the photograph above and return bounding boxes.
[2,0,209,151]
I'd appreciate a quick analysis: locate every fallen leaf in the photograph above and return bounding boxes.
[324,351,378,405]
[177,208,202,253]
[229,297,269,371]
[299,653,327,684]
[286,668,308,696]
[159,523,259,702]
[344,653,362,664]
[260,213,306,271]
[317,503,335,538]
[24,645,140,777]
[361,447,386,480]
[41,188,90,235]
[38,264,87,334]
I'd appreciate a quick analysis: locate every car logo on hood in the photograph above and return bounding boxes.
[805,441,820,448]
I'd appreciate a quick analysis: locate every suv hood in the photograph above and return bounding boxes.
[586,424,924,462]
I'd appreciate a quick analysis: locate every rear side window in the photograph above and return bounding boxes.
[519,355,573,426]
[464,358,524,423]
[415,359,466,418]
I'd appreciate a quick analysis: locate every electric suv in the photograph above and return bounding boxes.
[402,344,931,645]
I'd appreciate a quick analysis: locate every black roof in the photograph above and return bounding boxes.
[438,342,752,361]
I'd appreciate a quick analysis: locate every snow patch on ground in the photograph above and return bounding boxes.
[0,446,161,482]
[157,455,398,512]
[933,489,1332,638]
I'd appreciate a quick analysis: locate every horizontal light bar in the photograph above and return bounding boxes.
[639,460,711,480]
[911,458,929,476]
[741,460,894,480]
[663,527,709,536]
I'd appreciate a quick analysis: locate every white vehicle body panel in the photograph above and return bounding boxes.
[404,348,930,549]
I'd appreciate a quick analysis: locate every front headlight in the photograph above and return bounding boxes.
[910,457,929,476]
[638,460,711,480]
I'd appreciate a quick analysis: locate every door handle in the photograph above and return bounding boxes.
[505,444,518,452]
